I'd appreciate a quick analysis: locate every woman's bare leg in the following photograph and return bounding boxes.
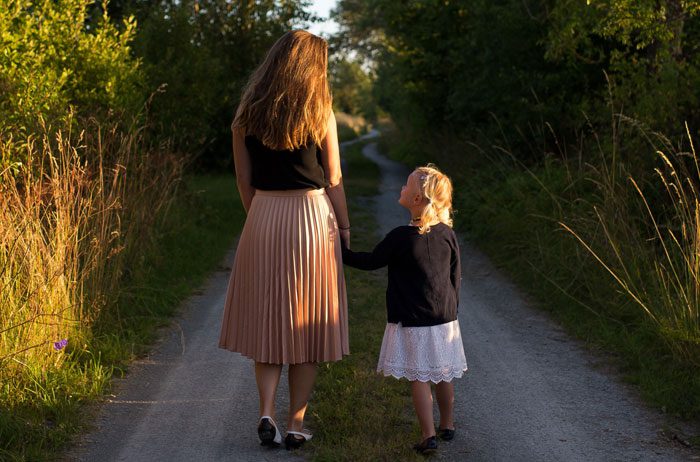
[435,381,455,430]
[410,381,436,439]
[255,362,283,419]
[287,362,317,432]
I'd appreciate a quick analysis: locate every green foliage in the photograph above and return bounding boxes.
[546,0,700,134]
[335,0,700,162]
[330,56,376,120]
[546,0,700,61]
[334,0,580,159]
[0,0,143,154]
[128,0,314,167]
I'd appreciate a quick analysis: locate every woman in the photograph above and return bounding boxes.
[218,30,350,450]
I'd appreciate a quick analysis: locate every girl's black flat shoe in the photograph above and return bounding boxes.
[285,430,313,450]
[437,427,455,441]
[257,416,282,447]
[413,435,438,454]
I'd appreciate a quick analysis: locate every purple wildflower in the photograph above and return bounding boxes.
[53,339,68,351]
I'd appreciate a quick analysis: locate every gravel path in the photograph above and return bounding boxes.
[65,136,697,462]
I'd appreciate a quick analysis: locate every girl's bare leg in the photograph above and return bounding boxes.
[435,380,455,430]
[255,362,283,419]
[410,381,436,439]
[287,362,317,432]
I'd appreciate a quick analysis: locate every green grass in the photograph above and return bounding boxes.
[0,357,111,462]
[308,142,424,461]
[0,173,245,461]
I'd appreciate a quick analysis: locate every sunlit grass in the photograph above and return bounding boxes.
[0,123,183,458]
[0,124,182,374]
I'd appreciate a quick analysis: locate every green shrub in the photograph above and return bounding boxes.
[0,0,144,166]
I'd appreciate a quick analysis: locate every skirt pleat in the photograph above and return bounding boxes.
[219,188,349,364]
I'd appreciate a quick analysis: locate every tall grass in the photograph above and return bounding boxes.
[0,121,183,457]
[562,123,700,365]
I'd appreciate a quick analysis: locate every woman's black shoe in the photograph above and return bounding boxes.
[285,430,312,450]
[413,435,438,454]
[257,416,282,447]
[437,427,455,441]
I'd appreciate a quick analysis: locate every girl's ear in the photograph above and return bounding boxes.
[413,193,422,205]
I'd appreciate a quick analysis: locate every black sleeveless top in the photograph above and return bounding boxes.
[246,136,329,190]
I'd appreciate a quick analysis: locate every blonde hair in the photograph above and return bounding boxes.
[414,164,454,234]
[232,30,332,151]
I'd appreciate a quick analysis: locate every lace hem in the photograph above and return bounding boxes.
[378,365,467,383]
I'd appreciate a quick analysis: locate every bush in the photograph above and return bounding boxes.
[0,0,144,167]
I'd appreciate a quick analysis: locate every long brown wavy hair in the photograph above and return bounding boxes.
[232,30,332,151]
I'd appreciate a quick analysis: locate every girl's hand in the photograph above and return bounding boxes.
[339,229,350,249]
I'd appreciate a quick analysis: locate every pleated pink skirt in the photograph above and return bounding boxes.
[218,188,349,364]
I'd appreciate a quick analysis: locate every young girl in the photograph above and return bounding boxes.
[342,164,467,454]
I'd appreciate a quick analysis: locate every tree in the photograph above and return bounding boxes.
[332,0,559,150]
[0,0,143,150]
[130,0,315,166]
[545,0,700,132]
[333,0,700,162]
[329,55,376,119]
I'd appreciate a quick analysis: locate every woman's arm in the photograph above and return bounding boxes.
[232,127,255,213]
[321,111,351,246]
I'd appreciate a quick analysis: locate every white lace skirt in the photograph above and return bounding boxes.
[377,320,468,383]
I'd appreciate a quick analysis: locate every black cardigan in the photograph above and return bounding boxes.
[341,223,461,327]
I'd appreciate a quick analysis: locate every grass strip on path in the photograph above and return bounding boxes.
[308,142,425,461]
